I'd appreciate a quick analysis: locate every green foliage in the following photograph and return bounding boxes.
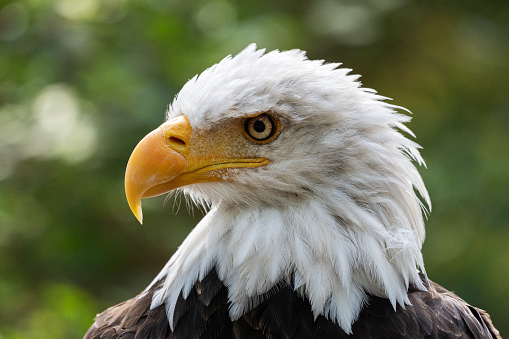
[0,0,508,337]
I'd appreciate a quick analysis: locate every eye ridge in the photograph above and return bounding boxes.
[243,113,280,144]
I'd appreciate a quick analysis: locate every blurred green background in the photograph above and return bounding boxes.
[0,0,508,337]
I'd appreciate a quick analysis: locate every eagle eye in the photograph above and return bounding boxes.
[243,113,280,144]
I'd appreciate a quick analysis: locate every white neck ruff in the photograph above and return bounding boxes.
[146,197,426,334]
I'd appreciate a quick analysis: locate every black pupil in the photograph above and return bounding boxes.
[253,120,266,133]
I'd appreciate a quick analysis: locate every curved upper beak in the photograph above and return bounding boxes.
[125,116,190,224]
[124,115,268,224]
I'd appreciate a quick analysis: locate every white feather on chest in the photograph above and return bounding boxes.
[148,191,426,334]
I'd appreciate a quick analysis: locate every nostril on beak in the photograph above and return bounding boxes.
[168,136,186,147]
[159,116,192,155]
[167,136,188,154]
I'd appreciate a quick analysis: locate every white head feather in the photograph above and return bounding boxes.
[148,44,431,334]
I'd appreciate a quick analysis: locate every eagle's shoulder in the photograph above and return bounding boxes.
[84,279,172,339]
[355,276,501,339]
[85,271,500,339]
[413,279,501,339]
[84,270,233,339]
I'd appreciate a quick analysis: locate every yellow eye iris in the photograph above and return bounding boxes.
[243,113,280,144]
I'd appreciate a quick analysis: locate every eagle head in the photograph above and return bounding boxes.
[123,44,431,332]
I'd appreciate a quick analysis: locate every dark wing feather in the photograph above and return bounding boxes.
[85,269,501,339]
[242,284,314,339]
[170,269,233,339]
[84,279,173,339]
[475,307,501,339]
[424,281,501,338]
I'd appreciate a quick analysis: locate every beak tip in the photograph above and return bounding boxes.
[133,205,143,225]
[127,198,144,224]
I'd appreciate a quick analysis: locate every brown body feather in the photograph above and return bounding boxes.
[84,269,500,339]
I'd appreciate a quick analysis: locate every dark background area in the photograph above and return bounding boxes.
[0,0,508,337]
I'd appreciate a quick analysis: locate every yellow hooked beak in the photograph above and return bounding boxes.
[124,115,268,224]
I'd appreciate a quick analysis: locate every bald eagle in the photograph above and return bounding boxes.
[85,45,500,338]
